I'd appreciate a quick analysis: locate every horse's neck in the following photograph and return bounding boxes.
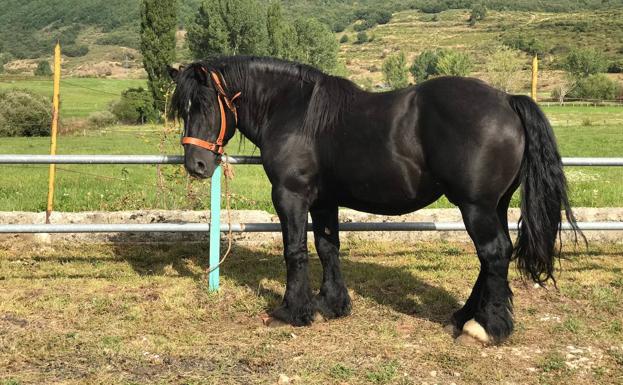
[224,67,307,148]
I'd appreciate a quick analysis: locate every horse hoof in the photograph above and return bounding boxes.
[313,312,326,323]
[455,333,485,347]
[270,305,314,327]
[261,314,287,328]
[462,319,490,344]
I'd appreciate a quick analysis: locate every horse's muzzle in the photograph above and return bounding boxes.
[184,146,219,179]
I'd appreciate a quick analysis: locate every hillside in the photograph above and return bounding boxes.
[340,8,623,86]
[0,1,622,82]
[1,0,621,57]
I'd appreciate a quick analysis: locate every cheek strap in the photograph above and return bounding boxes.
[181,70,241,155]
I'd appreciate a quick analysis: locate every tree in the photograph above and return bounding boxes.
[187,0,268,59]
[292,18,338,73]
[564,48,608,79]
[34,60,52,76]
[469,3,487,25]
[186,0,338,73]
[436,50,473,77]
[140,0,177,114]
[382,51,409,89]
[551,78,574,105]
[266,1,299,59]
[111,87,160,124]
[339,34,349,44]
[484,47,524,92]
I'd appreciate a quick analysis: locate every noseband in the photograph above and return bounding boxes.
[182,69,241,155]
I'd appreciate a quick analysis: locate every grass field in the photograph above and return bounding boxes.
[0,77,146,118]
[0,104,622,212]
[1,240,622,384]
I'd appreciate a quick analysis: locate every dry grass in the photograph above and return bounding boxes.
[1,240,622,385]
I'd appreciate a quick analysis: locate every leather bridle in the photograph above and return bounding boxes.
[181,69,241,155]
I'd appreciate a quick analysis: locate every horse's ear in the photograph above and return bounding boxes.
[193,65,209,85]
[167,66,180,82]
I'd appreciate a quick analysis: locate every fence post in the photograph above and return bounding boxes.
[209,165,222,291]
[45,42,61,224]
[531,55,538,102]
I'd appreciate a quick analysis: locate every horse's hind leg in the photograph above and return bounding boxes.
[310,206,351,319]
[455,202,514,344]
[451,190,514,332]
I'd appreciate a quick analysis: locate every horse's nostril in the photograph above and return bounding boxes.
[196,160,206,173]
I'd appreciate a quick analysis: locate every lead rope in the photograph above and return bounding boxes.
[205,154,234,276]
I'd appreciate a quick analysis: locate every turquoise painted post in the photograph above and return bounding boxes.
[209,165,222,291]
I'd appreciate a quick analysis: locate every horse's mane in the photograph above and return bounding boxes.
[170,56,358,138]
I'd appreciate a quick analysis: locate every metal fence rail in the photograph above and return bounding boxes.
[1,153,622,291]
[1,155,622,166]
[1,222,622,234]
[0,154,262,165]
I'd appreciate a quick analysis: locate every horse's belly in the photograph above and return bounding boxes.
[333,169,443,215]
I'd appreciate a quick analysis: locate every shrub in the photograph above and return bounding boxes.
[569,74,622,100]
[375,10,392,25]
[355,31,369,44]
[410,49,441,83]
[607,59,623,74]
[34,60,53,76]
[88,111,118,128]
[332,20,349,33]
[484,46,524,92]
[469,3,487,25]
[353,19,376,32]
[0,52,12,74]
[339,34,349,44]
[110,87,160,124]
[63,44,89,57]
[502,34,549,57]
[95,30,140,49]
[436,50,473,77]
[411,49,473,80]
[0,89,52,137]
[382,51,409,89]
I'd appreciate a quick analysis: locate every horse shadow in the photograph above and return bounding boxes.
[109,240,461,326]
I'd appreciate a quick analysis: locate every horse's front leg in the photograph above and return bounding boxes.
[271,186,315,326]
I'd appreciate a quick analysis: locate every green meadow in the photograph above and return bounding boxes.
[0,77,146,118]
[0,104,621,212]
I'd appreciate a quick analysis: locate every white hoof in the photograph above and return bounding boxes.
[462,319,490,344]
[455,333,483,346]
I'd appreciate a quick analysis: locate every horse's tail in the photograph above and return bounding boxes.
[508,95,583,285]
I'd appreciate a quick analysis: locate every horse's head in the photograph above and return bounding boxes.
[168,63,240,179]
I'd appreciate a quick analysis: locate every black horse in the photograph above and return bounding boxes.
[168,56,580,344]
